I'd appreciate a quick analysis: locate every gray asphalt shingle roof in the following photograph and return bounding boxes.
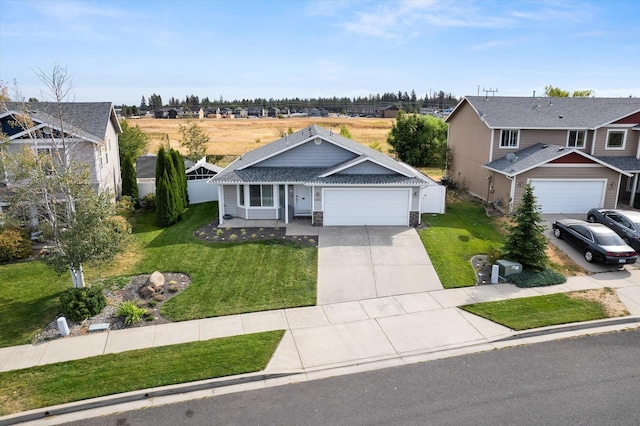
[211,124,431,186]
[452,96,640,129]
[485,143,632,176]
[3,102,118,142]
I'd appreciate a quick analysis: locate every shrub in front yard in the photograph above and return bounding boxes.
[117,301,147,325]
[509,268,566,288]
[60,287,107,321]
[0,227,32,262]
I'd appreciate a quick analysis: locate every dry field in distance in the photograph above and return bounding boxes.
[132,117,396,165]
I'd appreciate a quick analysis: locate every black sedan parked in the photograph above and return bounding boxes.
[552,219,637,264]
[587,208,640,252]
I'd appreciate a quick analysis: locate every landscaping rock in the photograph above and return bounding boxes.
[139,285,156,299]
[147,271,165,289]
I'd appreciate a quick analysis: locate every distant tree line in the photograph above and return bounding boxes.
[132,90,460,116]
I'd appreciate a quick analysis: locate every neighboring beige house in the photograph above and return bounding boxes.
[1,102,122,198]
[446,96,640,214]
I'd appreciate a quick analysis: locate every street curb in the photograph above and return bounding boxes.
[493,316,640,342]
[3,316,640,425]
[0,372,296,426]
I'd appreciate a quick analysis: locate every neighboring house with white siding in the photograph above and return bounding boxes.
[210,124,442,226]
[0,102,122,198]
[446,96,640,214]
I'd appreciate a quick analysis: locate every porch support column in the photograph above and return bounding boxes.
[630,174,639,208]
[284,184,289,224]
[218,185,225,224]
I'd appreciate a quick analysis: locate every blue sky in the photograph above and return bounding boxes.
[1,0,638,105]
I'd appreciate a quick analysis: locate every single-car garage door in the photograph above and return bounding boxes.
[529,179,606,214]
[323,188,411,226]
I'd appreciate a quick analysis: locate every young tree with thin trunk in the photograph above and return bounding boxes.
[0,67,130,288]
[178,120,209,162]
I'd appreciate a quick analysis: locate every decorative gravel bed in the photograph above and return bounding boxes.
[32,272,191,343]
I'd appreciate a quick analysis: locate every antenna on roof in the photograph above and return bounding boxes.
[483,87,498,100]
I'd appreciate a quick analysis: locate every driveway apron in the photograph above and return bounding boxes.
[317,226,443,305]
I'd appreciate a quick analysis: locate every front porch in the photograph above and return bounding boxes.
[217,217,318,237]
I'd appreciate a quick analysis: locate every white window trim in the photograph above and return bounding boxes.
[605,129,627,150]
[237,184,276,209]
[566,130,586,148]
[237,185,245,207]
[499,129,520,148]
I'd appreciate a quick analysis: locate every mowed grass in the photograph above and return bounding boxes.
[461,293,608,330]
[0,330,283,416]
[0,262,69,347]
[0,202,316,347]
[419,198,504,288]
[131,203,317,320]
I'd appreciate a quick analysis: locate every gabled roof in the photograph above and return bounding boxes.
[136,154,157,179]
[211,124,434,186]
[2,102,120,143]
[447,96,640,129]
[485,143,632,177]
[185,157,223,174]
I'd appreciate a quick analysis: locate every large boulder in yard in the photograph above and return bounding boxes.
[139,285,156,299]
[147,271,165,289]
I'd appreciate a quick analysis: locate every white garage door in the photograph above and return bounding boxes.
[529,179,606,214]
[323,189,410,226]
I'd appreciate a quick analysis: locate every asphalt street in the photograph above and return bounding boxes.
[65,329,640,426]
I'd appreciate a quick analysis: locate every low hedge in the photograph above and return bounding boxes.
[509,268,566,288]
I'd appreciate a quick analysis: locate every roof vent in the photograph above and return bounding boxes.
[557,147,564,152]
[542,144,548,149]
[559,115,564,119]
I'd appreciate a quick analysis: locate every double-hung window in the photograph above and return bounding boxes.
[606,130,626,149]
[500,129,519,148]
[567,130,586,148]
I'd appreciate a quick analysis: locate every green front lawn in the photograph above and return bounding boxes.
[461,293,608,330]
[0,262,69,347]
[131,205,317,320]
[0,330,283,416]
[0,202,317,347]
[419,197,504,288]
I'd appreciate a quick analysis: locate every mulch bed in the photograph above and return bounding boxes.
[193,219,318,247]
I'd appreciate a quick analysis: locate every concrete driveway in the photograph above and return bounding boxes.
[317,227,443,305]
[543,214,637,273]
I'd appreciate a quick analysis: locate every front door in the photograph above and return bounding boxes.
[294,185,312,216]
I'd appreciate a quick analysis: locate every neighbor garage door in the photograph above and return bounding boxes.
[323,188,410,226]
[529,179,606,214]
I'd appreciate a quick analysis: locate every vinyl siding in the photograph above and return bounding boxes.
[222,185,239,216]
[448,101,493,201]
[492,129,593,152]
[255,139,357,167]
[591,126,640,156]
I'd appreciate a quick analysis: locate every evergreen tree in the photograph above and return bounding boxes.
[155,168,172,227]
[164,149,180,221]
[121,153,138,201]
[171,148,188,208]
[502,183,548,271]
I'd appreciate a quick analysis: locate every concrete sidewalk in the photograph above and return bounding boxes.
[3,269,640,374]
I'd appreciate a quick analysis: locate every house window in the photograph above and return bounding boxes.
[606,130,626,149]
[249,184,274,207]
[238,186,245,206]
[500,130,519,148]
[567,130,586,148]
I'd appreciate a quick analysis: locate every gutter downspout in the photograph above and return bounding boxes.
[506,174,516,214]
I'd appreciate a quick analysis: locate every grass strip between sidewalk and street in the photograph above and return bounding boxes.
[460,292,610,330]
[0,330,284,416]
